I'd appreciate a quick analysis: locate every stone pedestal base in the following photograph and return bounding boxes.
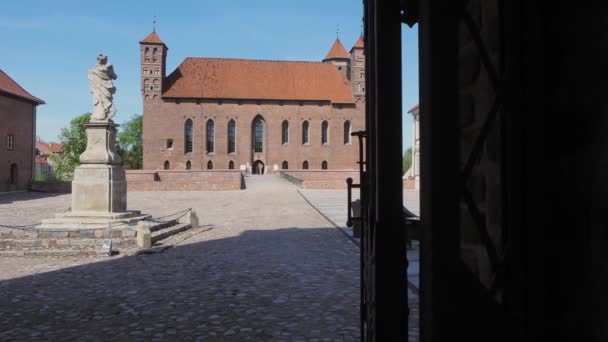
[72,164,126,213]
[39,210,151,230]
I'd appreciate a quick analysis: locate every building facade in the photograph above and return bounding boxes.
[0,69,44,192]
[140,31,365,173]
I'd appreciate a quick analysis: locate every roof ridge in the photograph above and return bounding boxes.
[184,57,327,64]
[0,69,45,104]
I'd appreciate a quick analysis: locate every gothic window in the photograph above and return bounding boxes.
[229,160,235,169]
[253,117,263,153]
[344,120,352,144]
[143,66,148,74]
[302,160,309,169]
[207,160,213,170]
[166,139,173,149]
[321,121,329,145]
[302,121,309,144]
[281,120,289,144]
[227,120,236,154]
[322,160,328,170]
[164,161,170,170]
[184,119,193,153]
[206,119,215,153]
[144,47,150,62]
[153,79,159,91]
[282,161,288,170]
[152,47,158,62]
[186,160,191,170]
[144,79,150,91]
[154,68,160,75]
[6,134,14,151]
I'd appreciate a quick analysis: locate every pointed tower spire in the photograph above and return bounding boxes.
[153,15,156,32]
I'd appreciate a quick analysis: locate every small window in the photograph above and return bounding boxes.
[229,160,235,170]
[154,68,160,75]
[344,120,352,144]
[6,134,14,151]
[206,120,215,153]
[322,161,328,170]
[302,121,309,144]
[207,160,213,170]
[321,121,329,145]
[186,160,192,170]
[142,66,148,74]
[302,161,309,170]
[282,161,288,170]
[360,71,365,80]
[357,83,362,92]
[153,79,159,91]
[164,161,170,170]
[282,120,289,144]
[9,163,17,185]
[166,139,173,149]
[184,119,193,153]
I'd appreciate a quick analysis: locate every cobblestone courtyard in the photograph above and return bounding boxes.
[0,175,360,341]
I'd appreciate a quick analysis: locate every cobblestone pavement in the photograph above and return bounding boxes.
[0,175,360,341]
[298,189,420,341]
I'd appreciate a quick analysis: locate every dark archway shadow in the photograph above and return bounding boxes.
[0,227,360,340]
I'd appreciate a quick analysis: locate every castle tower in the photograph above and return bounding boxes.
[139,31,168,100]
[322,38,351,80]
[350,35,365,101]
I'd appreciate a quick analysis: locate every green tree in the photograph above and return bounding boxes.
[52,112,91,180]
[402,147,412,176]
[117,114,143,169]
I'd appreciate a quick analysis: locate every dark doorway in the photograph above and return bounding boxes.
[9,163,17,185]
[253,160,265,175]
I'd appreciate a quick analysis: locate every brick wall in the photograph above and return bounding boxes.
[125,170,243,191]
[0,95,35,192]
[143,98,364,172]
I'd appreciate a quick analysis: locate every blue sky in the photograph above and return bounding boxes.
[1,0,418,152]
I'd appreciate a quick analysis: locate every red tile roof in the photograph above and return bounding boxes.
[162,58,354,104]
[350,35,364,51]
[36,142,63,155]
[35,157,49,165]
[0,69,45,104]
[324,39,351,60]
[139,31,166,45]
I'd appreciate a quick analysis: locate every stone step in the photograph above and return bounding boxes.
[151,223,193,244]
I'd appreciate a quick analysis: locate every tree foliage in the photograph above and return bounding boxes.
[403,147,413,176]
[117,114,143,169]
[52,113,91,180]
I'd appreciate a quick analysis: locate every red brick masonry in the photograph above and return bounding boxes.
[126,170,243,191]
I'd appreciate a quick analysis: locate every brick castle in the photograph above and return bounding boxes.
[140,30,365,173]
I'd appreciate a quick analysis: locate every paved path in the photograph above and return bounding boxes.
[0,175,360,341]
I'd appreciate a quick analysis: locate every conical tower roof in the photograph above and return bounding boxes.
[323,38,350,60]
[139,31,166,45]
[350,35,364,52]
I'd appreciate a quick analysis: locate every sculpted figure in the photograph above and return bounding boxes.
[88,54,117,121]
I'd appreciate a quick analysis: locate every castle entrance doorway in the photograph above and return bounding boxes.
[253,160,265,175]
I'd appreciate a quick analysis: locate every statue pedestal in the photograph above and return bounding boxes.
[40,121,150,229]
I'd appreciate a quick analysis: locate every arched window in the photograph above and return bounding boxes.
[152,47,158,62]
[321,121,329,145]
[206,120,215,153]
[184,119,193,153]
[282,161,288,170]
[322,160,328,170]
[302,121,309,144]
[144,79,150,91]
[227,120,236,154]
[302,161,309,169]
[142,66,148,74]
[154,68,160,75]
[281,120,289,144]
[153,79,159,91]
[9,163,17,185]
[344,120,352,144]
[144,47,150,62]
[253,116,264,153]
[229,160,235,169]
[207,160,213,170]
[186,160,191,170]
[164,161,170,170]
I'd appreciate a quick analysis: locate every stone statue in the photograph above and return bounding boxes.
[88,54,117,121]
